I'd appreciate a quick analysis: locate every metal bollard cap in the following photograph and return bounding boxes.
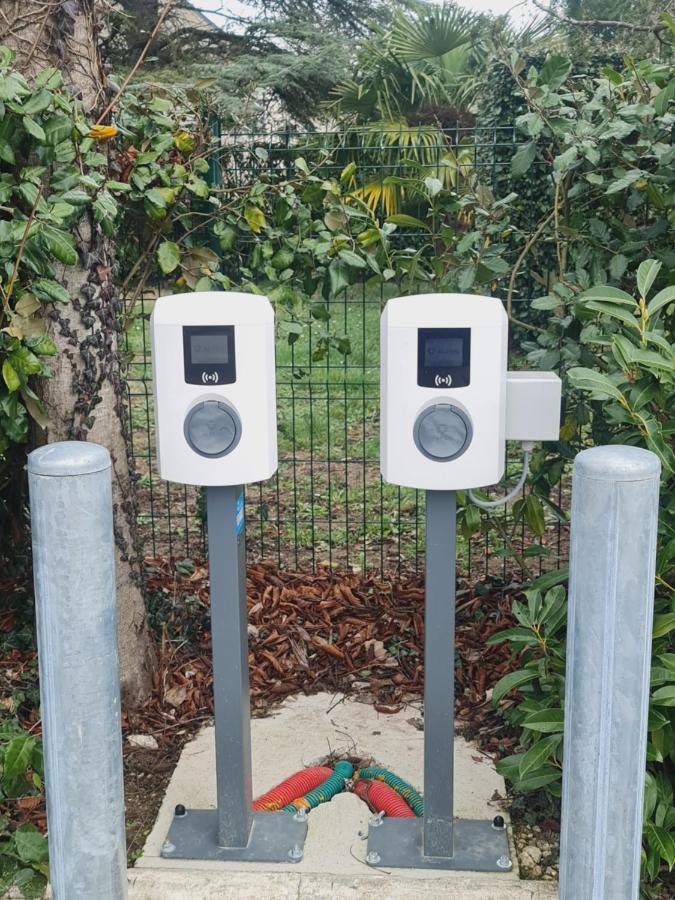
[574,445,661,483]
[28,441,111,477]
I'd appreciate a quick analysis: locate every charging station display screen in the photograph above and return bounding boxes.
[190,333,229,364]
[418,328,470,388]
[183,325,236,385]
[424,336,464,368]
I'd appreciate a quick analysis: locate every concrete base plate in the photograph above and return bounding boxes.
[367,817,511,871]
[162,810,307,863]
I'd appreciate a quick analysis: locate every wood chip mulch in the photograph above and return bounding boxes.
[129,558,523,759]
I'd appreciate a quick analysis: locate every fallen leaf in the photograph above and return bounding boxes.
[164,685,188,709]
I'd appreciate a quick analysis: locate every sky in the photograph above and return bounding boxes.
[195,0,539,27]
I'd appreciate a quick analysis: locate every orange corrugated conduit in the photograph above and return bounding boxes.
[353,778,416,818]
[252,766,334,811]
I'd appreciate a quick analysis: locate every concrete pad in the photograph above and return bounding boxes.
[139,693,508,874]
[134,693,558,896]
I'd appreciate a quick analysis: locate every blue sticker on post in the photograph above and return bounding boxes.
[235,491,245,534]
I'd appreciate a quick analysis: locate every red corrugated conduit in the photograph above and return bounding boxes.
[353,778,415,818]
[252,766,334,811]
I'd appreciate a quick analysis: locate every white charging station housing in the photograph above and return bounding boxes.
[381,293,562,492]
[151,292,277,486]
[381,293,508,491]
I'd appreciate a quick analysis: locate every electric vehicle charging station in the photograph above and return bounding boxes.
[27,286,659,895]
[151,292,308,863]
[373,292,562,872]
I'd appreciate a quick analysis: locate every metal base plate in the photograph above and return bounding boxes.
[162,810,308,863]
[367,818,511,872]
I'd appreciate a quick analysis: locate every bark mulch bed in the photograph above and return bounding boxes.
[137,557,522,734]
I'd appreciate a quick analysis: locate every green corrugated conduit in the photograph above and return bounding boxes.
[282,760,354,813]
[354,767,424,816]
[278,761,424,818]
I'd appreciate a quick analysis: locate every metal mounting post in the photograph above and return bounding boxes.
[209,485,252,848]
[366,490,510,871]
[423,490,456,858]
[560,446,660,900]
[163,486,307,862]
[28,442,127,900]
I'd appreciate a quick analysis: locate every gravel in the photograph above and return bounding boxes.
[513,823,559,882]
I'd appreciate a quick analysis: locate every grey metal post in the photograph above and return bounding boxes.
[28,442,126,900]
[423,489,456,858]
[206,485,252,848]
[560,446,661,900]
[366,486,509,870]
[162,484,307,862]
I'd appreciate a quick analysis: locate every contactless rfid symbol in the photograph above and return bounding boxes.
[434,374,452,387]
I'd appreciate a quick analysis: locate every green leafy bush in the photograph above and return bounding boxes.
[492,574,675,882]
[492,260,673,885]
[491,50,675,580]
[568,263,674,480]
[490,584,567,795]
[480,43,675,886]
[0,729,47,898]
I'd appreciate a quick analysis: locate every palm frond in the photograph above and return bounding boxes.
[437,146,474,189]
[389,4,478,62]
[351,179,401,216]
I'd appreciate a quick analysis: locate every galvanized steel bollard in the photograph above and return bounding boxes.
[560,445,661,900]
[28,442,127,900]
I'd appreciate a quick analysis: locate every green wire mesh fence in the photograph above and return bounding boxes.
[122,125,569,578]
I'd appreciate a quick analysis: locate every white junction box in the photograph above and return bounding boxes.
[381,293,508,491]
[506,371,562,442]
[151,292,277,486]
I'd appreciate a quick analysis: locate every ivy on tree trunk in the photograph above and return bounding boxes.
[1,0,156,705]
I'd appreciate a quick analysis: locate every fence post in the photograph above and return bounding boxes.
[560,445,661,900]
[28,442,127,900]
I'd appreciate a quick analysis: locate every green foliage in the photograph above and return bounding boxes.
[505,53,675,577]
[0,48,133,548]
[103,0,378,128]
[0,577,45,897]
[0,728,47,897]
[458,52,675,582]
[113,90,380,357]
[112,87,519,362]
[490,584,567,793]
[491,577,675,881]
[474,50,675,886]
[567,269,674,475]
[0,48,157,547]
[329,3,480,124]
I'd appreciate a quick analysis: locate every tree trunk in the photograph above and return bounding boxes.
[2,0,156,705]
